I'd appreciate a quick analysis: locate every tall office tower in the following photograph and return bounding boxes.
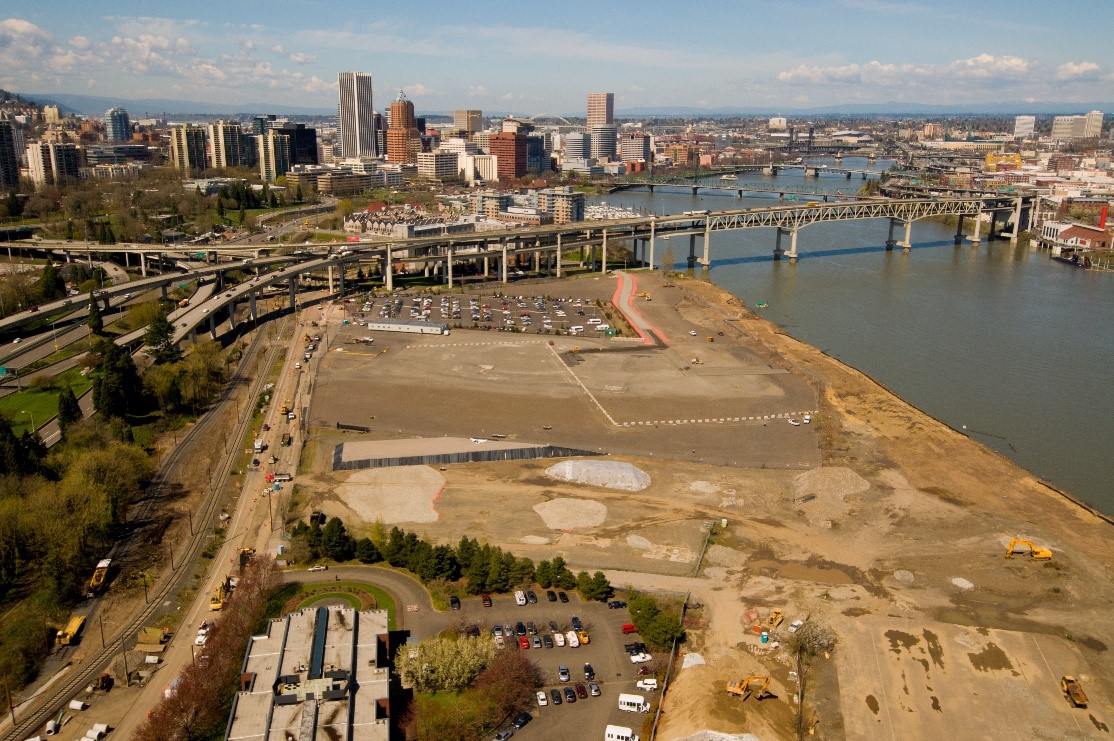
[387,91,419,164]
[589,124,617,161]
[1012,115,1035,139]
[26,141,81,187]
[274,123,318,165]
[454,109,482,140]
[338,71,377,158]
[252,115,277,135]
[489,131,526,181]
[208,120,243,168]
[564,132,590,160]
[620,132,652,162]
[256,130,291,183]
[525,135,548,173]
[586,92,614,130]
[103,107,131,142]
[1084,110,1104,139]
[0,120,18,190]
[169,124,207,172]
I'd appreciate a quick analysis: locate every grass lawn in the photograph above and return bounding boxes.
[287,579,397,629]
[0,366,93,435]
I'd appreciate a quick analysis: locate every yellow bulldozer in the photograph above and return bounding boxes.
[726,675,773,701]
[1005,537,1052,560]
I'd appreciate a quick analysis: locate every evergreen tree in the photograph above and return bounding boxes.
[64,219,75,240]
[355,537,381,564]
[3,191,20,218]
[38,261,65,302]
[536,559,553,588]
[56,386,82,431]
[92,340,144,419]
[238,204,246,226]
[457,536,478,570]
[322,517,355,561]
[294,185,303,204]
[216,198,225,221]
[87,291,103,334]
[144,308,180,364]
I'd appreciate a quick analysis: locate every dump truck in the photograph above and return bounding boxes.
[281,432,292,447]
[1061,676,1088,708]
[238,547,256,571]
[86,558,112,597]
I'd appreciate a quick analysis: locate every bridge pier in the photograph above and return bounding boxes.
[861,172,867,180]
[602,229,609,272]
[687,234,697,268]
[954,216,965,245]
[385,247,394,291]
[702,218,711,270]
[647,185,654,193]
[447,249,454,287]
[501,244,508,283]
[969,212,982,245]
[249,292,257,320]
[556,234,562,278]
[209,313,217,339]
[787,227,799,262]
[648,218,656,270]
[327,265,335,294]
[901,220,912,251]
[886,219,897,250]
[161,284,168,299]
[140,252,147,277]
[691,186,699,196]
[1010,197,1022,244]
[228,299,236,330]
[289,280,297,310]
[846,172,852,180]
[338,266,345,295]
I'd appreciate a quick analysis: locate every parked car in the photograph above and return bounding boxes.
[546,590,557,602]
[531,635,541,649]
[511,711,532,729]
[553,632,565,647]
[518,636,529,649]
[558,665,570,682]
[788,619,805,634]
[526,621,537,635]
[526,590,538,604]
[588,681,601,696]
[563,687,577,703]
[307,564,328,572]
[515,622,526,636]
[542,634,554,649]
[449,595,461,610]
[608,600,628,609]
[481,594,492,607]
[494,731,513,741]
[550,688,562,705]
[584,663,595,681]
[493,625,503,637]
[536,691,548,707]
[570,616,583,631]
[575,683,588,699]
[558,591,569,603]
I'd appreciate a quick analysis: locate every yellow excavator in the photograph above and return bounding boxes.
[726,675,773,701]
[1005,537,1052,560]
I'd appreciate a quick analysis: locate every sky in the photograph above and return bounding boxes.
[1,0,1111,114]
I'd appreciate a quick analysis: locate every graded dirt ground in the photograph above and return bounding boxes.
[297,271,1111,739]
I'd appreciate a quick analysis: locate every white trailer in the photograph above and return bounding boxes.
[618,693,650,713]
[364,319,450,335]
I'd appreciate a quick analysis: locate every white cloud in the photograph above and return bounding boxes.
[289,52,316,64]
[69,35,91,50]
[0,18,55,61]
[240,39,255,50]
[271,44,285,54]
[631,85,646,93]
[778,53,1035,90]
[947,53,1029,80]
[1056,61,1100,80]
[467,84,488,97]
[402,83,429,97]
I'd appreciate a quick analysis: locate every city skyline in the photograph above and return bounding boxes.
[1,1,1112,115]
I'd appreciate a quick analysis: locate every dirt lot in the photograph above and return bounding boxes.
[292,271,1114,740]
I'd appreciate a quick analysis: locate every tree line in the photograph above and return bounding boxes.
[289,521,613,602]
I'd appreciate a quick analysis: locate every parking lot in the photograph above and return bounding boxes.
[448,590,660,740]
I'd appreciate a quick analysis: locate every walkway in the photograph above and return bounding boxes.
[611,271,668,346]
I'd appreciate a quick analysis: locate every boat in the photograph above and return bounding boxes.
[719,174,739,182]
[755,301,768,309]
[788,418,801,426]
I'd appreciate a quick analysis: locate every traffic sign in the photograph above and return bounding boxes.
[0,367,6,376]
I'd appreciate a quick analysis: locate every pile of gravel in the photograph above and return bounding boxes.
[546,460,651,491]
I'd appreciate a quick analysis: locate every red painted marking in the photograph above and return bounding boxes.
[624,274,670,344]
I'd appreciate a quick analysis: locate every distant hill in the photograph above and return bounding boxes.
[617,101,1114,118]
[24,91,334,118]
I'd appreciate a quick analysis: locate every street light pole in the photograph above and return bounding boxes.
[21,410,34,434]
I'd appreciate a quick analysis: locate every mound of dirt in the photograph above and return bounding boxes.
[545,460,651,491]
[533,497,608,529]
[334,466,444,524]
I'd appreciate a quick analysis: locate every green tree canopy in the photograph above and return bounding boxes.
[56,386,82,432]
[144,307,180,364]
[87,291,103,334]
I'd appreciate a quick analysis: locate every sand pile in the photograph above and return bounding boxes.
[790,466,870,525]
[546,460,650,491]
[334,466,444,524]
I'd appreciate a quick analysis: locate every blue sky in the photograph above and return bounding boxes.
[1,1,1110,114]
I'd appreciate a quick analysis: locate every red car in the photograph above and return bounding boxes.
[518,636,530,649]
[481,594,492,607]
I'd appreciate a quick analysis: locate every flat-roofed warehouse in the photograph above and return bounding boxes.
[225,606,399,741]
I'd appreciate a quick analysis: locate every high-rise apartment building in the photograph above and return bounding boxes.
[169,124,207,172]
[1051,112,1104,142]
[453,109,482,140]
[338,72,377,158]
[103,107,130,143]
[489,132,526,181]
[1084,110,1104,139]
[563,132,590,160]
[386,91,419,164]
[620,132,651,162]
[1013,115,1035,139]
[208,120,243,168]
[586,92,614,130]
[256,130,291,183]
[26,141,81,187]
[0,121,18,190]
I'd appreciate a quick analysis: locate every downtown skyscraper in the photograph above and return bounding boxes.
[586,92,614,130]
[338,72,377,158]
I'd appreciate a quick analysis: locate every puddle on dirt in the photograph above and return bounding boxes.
[930,696,942,712]
[885,629,919,655]
[923,629,945,669]
[842,607,871,617]
[865,695,879,714]
[967,643,1017,674]
[1079,635,1108,653]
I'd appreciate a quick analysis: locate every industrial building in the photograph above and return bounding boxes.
[225,606,400,741]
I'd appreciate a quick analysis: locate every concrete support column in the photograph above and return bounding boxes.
[902,220,912,252]
[501,244,508,283]
[338,267,345,295]
[1010,198,1022,244]
[161,284,168,299]
[648,219,656,270]
[556,234,562,278]
[447,249,454,288]
[774,228,785,260]
[216,271,223,291]
[384,247,394,291]
[483,255,490,278]
[533,246,540,272]
[228,300,236,329]
[788,227,799,263]
[140,252,147,277]
[970,212,982,245]
[328,265,335,294]
[887,219,898,250]
[249,292,257,320]
[208,313,216,338]
[954,215,965,245]
[687,234,697,268]
[702,218,712,269]
[601,229,608,272]
[988,212,999,241]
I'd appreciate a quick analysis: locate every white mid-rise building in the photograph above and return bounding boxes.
[1013,115,1035,139]
[417,151,460,180]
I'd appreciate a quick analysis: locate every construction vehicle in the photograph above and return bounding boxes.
[1061,676,1089,708]
[238,547,256,571]
[726,675,773,701]
[209,582,229,611]
[91,673,114,692]
[767,610,784,630]
[86,558,112,597]
[57,615,87,646]
[1005,537,1052,560]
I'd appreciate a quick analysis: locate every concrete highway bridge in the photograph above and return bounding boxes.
[609,179,862,200]
[1,194,1033,346]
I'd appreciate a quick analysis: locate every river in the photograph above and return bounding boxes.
[591,158,1114,515]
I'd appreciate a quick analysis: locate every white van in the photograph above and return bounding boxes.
[514,590,527,606]
[565,630,580,648]
[569,325,584,334]
[618,693,650,713]
[605,725,640,741]
[587,317,602,325]
[594,324,610,331]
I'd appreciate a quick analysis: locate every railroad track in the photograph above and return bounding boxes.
[1,316,292,741]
